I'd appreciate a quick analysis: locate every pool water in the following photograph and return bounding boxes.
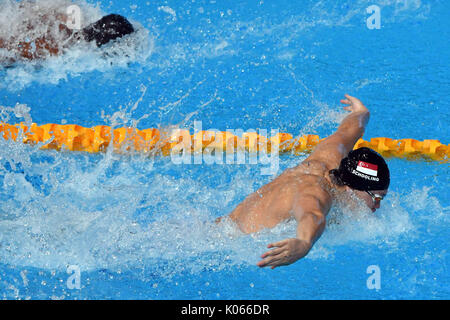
[0,0,449,299]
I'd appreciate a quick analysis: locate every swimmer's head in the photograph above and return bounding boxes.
[330,147,390,212]
[82,14,134,47]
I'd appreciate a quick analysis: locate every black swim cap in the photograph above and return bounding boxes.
[331,147,390,191]
[82,14,134,47]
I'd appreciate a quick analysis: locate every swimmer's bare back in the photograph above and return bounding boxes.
[221,94,370,268]
[0,13,70,62]
[228,160,333,233]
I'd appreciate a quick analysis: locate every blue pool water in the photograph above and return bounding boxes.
[0,0,449,299]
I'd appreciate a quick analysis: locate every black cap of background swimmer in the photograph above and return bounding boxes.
[331,147,390,191]
[82,14,134,47]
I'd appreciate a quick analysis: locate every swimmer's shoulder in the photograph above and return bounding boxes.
[287,162,335,200]
[288,158,333,179]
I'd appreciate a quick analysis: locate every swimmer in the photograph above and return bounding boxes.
[0,3,134,64]
[219,94,390,269]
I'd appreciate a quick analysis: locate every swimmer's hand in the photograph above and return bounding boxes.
[340,94,369,114]
[257,238,311,269]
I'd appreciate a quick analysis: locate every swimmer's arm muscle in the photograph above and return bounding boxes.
[257,193,330,269]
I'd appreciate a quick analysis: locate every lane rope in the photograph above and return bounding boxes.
[1,123,448,161]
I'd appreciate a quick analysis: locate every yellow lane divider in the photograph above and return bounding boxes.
[0,123,448,161]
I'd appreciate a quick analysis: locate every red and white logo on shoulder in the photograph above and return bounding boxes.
[356,161,378,176]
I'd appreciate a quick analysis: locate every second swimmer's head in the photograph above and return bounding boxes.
[82,14,134,47]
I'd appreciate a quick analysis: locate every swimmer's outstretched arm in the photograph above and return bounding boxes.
[306,94,370,169]
[257,189,331,269]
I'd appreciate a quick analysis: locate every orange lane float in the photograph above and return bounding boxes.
[0,123,448,161]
